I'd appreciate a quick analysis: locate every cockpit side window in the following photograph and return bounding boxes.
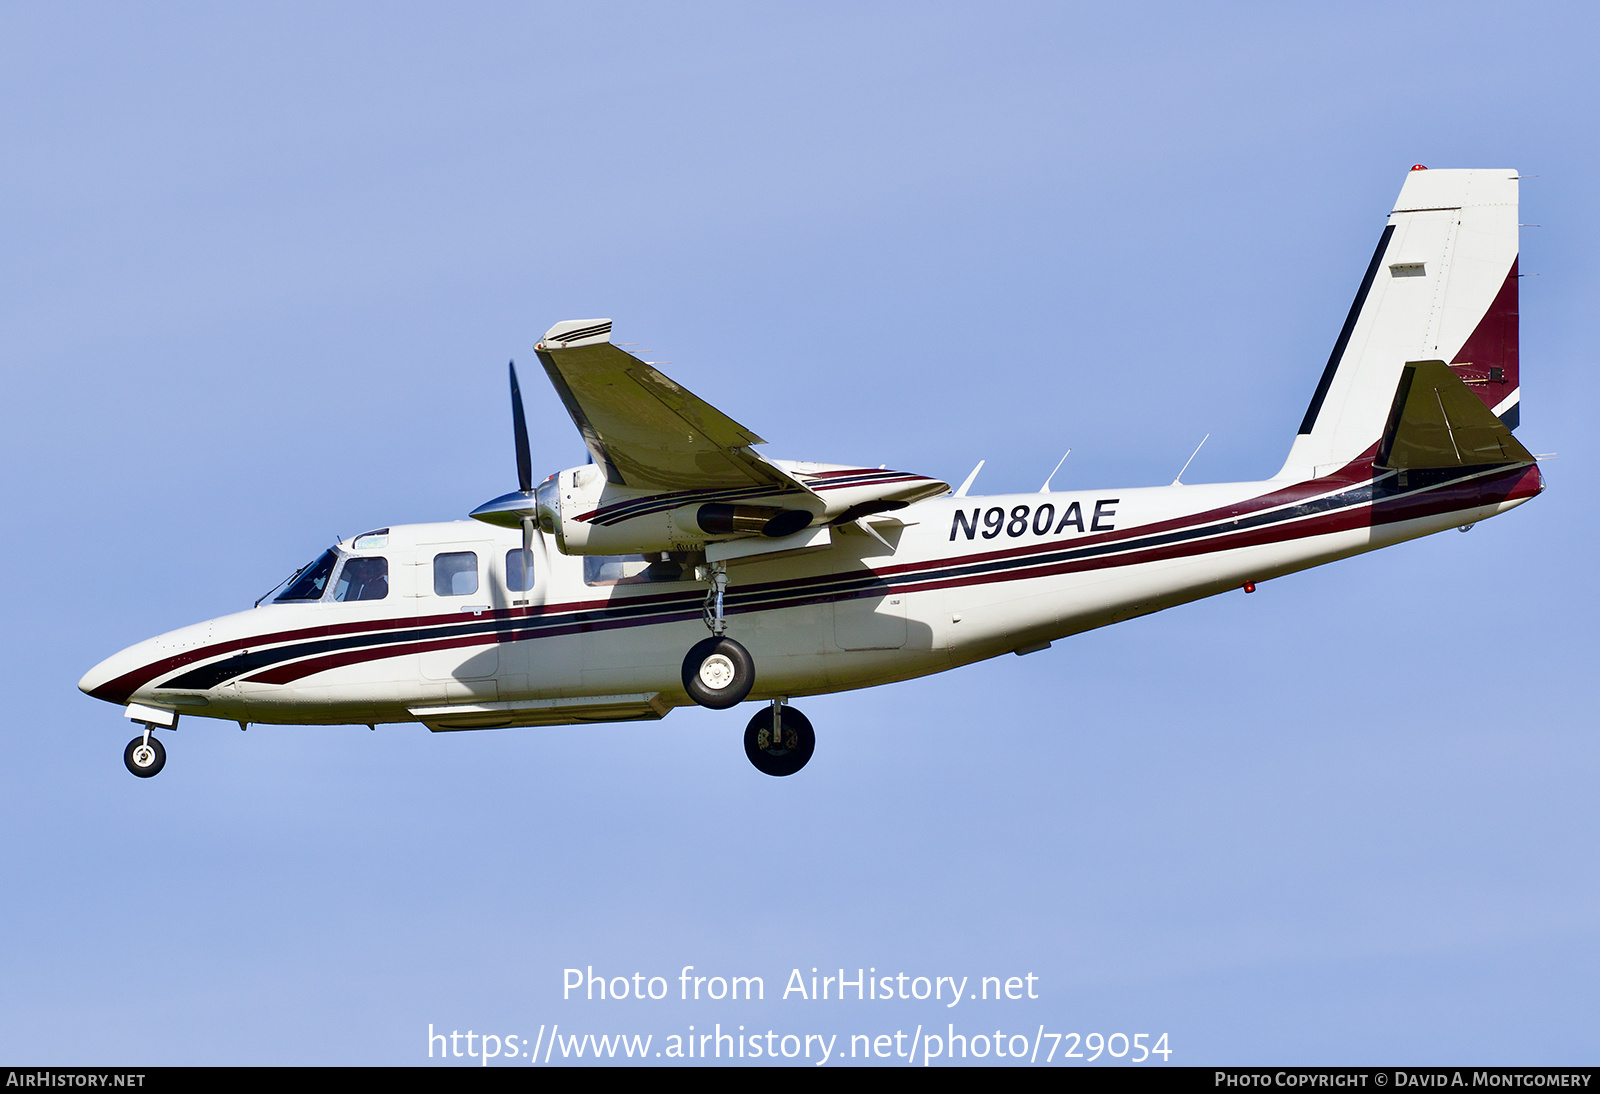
[333,556,389,602]
[274,549,340,602]
[433,552,479,596]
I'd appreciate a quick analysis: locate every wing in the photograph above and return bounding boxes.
[535,319,803,493]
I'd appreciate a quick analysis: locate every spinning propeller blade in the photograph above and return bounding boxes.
[468,360,543,529]
[510,360,533,493]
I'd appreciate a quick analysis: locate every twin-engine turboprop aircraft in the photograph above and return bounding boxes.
[81,167,1542,778]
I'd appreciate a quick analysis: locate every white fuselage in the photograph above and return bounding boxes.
[80,457,1541,733]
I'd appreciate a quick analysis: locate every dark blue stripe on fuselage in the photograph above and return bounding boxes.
[154,465,1505,692]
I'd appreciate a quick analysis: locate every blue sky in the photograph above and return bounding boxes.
[2,1,1595,1065]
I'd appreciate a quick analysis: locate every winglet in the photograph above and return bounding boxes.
[540,319,613,349]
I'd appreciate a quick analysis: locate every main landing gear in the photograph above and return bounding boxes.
[682,636,755,708]
[124,727,166,778]
[680,564,814,775]
[744,700,814,777]
[681,561,754,709]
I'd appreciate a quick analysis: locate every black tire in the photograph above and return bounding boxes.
[124,734,167,778]
[743,705,815,777]
[681,637,755,709]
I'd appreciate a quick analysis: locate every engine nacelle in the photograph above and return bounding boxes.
[541,466,816,555]
[473,461,951,557]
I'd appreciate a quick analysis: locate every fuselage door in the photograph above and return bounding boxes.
[416,542,499,682]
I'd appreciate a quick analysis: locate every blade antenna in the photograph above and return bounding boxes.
[1172,433,1210,486]
[1039,450,1071,493]
[954,460,985,498]
[510,360,533,493]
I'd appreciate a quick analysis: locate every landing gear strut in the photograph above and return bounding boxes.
[744,700,814,776]
[124,727,166,778]
[682,561,754,708]
[701,561,729,638]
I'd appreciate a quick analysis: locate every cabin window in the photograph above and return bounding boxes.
[333,556,389,601]
[505,549,534,593]
[433,552,479,596]
[583,553,688,587]
[274,549,339,602]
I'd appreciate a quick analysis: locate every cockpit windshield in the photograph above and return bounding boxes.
[274,549,339,602]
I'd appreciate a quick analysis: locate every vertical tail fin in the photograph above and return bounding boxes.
[1281,168,1520,479]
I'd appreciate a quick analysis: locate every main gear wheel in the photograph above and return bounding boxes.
[681,636,755,709]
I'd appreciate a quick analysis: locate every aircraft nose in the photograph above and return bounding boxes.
[79,644,144,704]
[79,662,111,700]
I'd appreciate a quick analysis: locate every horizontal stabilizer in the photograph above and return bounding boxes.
[1376,360,1533,470]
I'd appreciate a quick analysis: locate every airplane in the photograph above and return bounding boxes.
[80,166,1541,779]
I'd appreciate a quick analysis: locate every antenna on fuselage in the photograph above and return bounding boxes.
[1171,433,1210,486]
[1039,450,1071,493]
[954,460,985,498]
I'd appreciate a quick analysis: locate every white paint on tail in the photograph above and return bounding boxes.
[1280,168,1519,479]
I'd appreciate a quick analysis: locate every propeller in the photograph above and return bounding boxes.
[509,362,539,599]
[470,360,545,531]
[467,361,548,601]
[510,361,533,494]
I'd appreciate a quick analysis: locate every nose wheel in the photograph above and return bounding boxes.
[124,732,167,778]
[744,702,814,777]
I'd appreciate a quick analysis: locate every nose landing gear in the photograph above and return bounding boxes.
[123,729,167,778]
[743,700,814,777]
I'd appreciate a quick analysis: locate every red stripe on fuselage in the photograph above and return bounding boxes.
[883,449,1384,582]
[885,461,1541,599]
[233,462,1539,689]
[89,593,649,704]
